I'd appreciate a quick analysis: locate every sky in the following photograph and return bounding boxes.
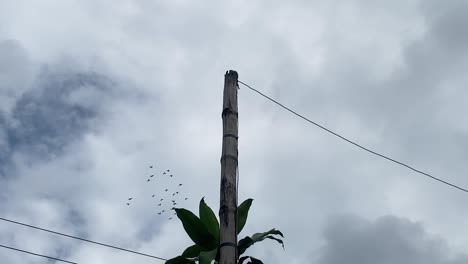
[1,0,468,263]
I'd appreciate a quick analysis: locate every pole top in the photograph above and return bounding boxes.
[225,70,238,80]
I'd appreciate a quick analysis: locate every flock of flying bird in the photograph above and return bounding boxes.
[126,165,188,220]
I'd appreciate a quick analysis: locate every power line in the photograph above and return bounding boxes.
[0,217,167,261]
[238,80,468,194]
[0,244,78,264]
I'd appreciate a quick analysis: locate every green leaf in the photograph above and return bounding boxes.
[175,208,217,250]
[265,236,284,250]
[182,245,201,258]
[199,249,217,264]
[238,236,254,255]
[249,256,264,264]
[199,198,220,242]
[267,229,284,238]
[238,256,250,264]
[251,228,284,240]
[238,229,285,256]
[238,256,264,264]
[165,256,194,264]
[237,199,253,234]
[214,247,220,263]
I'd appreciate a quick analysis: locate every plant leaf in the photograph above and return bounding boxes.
[238,236,254,255]
[249,256,264,264]
[175,208,217,250]
[182,245,202,258]
[199,249,217,264]
[214,247,220,263]
[165,256,194,264]
[266,229,284,238]
[238,229,285,256]
[251,228,284,240]
[237,199,253,234]
[238,256,250,264]
[199,198,220,242]
[238,256,264,264]
[265,236,284,250]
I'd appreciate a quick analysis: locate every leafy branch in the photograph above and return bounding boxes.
[165,198,284,264]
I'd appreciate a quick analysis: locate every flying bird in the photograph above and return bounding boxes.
[160,198,164,201]
[176,192,179,194]
[150,166,153,168]
[162,210,165,213]
[178,184,182,186]
[128,198,133,200]
[165,189,168,192]
[157,212,161,215]
[185,198,188,200]
[158,203,162,206]
[169,217,172,220]
[163,172,166,175]
[166,169,170,172]
[126,203,130,206]
[147,179,151,182]
[152,195,155,197]
[170,174,173,177]
[150,175,154,177]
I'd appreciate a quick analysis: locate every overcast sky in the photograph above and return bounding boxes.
[1,0,468,263]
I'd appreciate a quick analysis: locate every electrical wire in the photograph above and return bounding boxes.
[0,244,78,264]
[238,80,468,194]
[0,217,167,261]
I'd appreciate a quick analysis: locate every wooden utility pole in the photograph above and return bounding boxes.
[219,70,239,264]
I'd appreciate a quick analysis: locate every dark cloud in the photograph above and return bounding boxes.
[319,215,468,264]
[0,69,116,181]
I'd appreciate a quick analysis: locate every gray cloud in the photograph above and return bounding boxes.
[0,69,114,178]
[1,1,468,263]
[9,71,108,154]
[319,215,468,264]
[0,40,35,114]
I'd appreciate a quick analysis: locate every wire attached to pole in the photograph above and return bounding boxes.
[238,80,468,194]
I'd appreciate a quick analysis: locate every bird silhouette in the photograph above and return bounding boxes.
[176,192,179,194]
[165,189,168,191]
[150,175,154,177]
[158,203,162,206]
[173,202,177,205]
[157,212,161,215]
[152,195,155,197]
[166,169,170,172]
[147,179,151,182]
[172,193,175,196]
[171,200,175,202]
[170,174,173,177]
[128,198,133,200]
[163,172,166,175]
[178,184,182,186]
[150,166,153,168]
[126,203,130,205]
[169,217,172,220]
[185,198,188,200]
[162,210,165,213]
[160,198,164,201]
